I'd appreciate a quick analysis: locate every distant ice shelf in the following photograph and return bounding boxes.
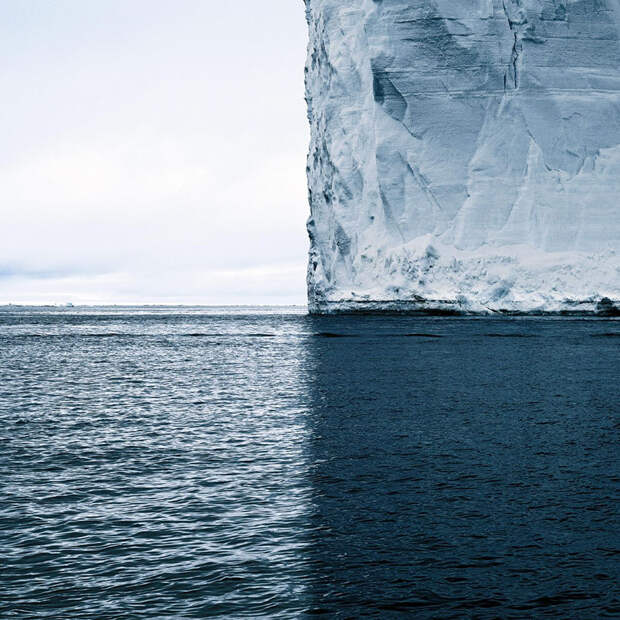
[304,0,620,315]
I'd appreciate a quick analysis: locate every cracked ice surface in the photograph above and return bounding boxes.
[305,0,620,313]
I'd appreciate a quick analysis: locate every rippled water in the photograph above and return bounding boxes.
[1,306,618,618]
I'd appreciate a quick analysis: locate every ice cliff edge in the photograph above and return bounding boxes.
[304,0,620,314]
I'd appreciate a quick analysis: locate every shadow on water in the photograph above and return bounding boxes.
[302,316,619,618]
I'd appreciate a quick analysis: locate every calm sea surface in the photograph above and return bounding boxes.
[1,306,618,618]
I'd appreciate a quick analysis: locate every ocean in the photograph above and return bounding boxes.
[1,306,618,618]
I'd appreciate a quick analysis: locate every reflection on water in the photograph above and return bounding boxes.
[0,308,313,618]
[1,307,618,618]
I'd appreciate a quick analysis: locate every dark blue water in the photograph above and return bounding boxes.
[1,307,618,618]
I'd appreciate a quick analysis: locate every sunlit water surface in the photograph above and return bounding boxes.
[1,306,618,618]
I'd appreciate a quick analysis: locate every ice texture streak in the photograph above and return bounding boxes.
[304,0,620,314]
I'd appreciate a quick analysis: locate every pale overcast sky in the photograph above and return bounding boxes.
[0,1,309,305]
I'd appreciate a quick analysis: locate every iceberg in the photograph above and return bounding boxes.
[304,0,620,314]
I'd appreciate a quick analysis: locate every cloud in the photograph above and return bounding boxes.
[0,263,307,306]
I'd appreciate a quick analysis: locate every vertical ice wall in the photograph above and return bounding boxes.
[305,0,620,313]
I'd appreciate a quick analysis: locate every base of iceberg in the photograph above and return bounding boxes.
[310,299,620,316]
[308,236,619,315]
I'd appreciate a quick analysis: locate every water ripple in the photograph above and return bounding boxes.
[1,308,618,617]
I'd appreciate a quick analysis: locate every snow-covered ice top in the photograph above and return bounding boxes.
[305,0,620,314]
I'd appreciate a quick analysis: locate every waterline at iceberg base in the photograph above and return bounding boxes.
[304,0,620,315]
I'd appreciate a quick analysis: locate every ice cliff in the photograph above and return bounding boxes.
[304,0,620,314]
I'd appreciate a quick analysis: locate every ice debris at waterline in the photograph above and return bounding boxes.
[304,0,620,315]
